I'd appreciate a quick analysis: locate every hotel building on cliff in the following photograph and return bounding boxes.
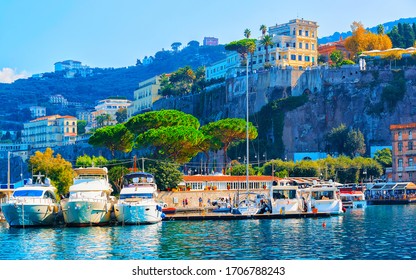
[390,123,416,183]
[205,18,319,81]
[251,18,319,70]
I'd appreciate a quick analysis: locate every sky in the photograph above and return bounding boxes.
[0,0,415,82]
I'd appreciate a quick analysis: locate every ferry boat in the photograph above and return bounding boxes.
[1,174,60,227]
[61,167,115,226]
[114,172,164,225]
[301,181,344,214]
[270,179,304,214]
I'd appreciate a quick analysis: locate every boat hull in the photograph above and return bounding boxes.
[61,200,112,226]
[310,199,343,214]
[114,202,162,225]
[272,200,302,214]
[1,202,59,227]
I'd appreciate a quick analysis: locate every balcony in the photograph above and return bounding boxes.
[405,150,416,156]
[405,166,416,172]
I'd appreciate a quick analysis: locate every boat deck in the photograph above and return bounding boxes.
[163,212,333,221]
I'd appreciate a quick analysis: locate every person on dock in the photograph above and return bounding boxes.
[199,197,202,207]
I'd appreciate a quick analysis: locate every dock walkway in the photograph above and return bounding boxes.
[163,212,332,221]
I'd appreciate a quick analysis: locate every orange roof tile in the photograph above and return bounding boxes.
[390,123,416,130]
[182,175,277,182]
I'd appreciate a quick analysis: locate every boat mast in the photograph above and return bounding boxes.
[245,51,249,193]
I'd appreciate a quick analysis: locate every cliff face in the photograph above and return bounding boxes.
[153,66,416,159]
[283,67,416,158]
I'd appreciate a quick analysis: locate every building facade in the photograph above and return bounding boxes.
[203,37,219,46]
[127,76,163,118]
[205,52,241,81]
[29,106,46,119]
[21,115,78,149]
[252,19,319,70]
[318,37,350,64]
[54,60,92,78]
[390,123,416,183]
[92,98,132,128]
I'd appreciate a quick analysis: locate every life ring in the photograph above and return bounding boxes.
[48,205,53,212]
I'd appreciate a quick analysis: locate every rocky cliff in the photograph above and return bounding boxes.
[154,66,416,160]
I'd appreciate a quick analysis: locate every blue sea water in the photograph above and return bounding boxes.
[1,204,416,260]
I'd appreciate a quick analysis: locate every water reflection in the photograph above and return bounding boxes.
[1,205,416,260]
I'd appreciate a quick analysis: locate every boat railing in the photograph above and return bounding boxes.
[66,197,109,203]
[5,197,57,204]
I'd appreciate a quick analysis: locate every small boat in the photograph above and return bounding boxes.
[340,191,367,209]
[61,167,115,227]
[270,179,304,214]
[300,180,344,215]
[162,207,176,215]
[114,172,164,225]
[231,192,269,215]
[1,174,60,227]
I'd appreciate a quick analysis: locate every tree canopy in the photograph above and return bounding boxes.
[373,148,392,168]
[88,123,134,156]
[201,118,258,169]
[125,109,200,135]
[135,125,206,164]
[325,124,366,157]
[345,21,392,58]
[28,147,74,195]
[225,39,257,61]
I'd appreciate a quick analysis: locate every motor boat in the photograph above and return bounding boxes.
[114,172,164,225]
[1,174,60,227]
[300,180,344,214]
[340,191,367,209]
[270,179,303,214]
[61,167,115,226]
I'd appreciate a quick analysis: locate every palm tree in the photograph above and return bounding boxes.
[260,34,274,64]
[259,24,267,38]
[244,28,251,39]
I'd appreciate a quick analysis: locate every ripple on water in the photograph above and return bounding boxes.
[1,205,416,260]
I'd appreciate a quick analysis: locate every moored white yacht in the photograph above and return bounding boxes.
[1,174,60,227]
[61,167,115,226]
[300,181,344,215]
[114,172,163,225]
[270,179,304,214]
[340,191,367,209]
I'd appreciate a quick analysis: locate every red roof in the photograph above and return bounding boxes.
[182,175,277,182]
[390,123,416,130]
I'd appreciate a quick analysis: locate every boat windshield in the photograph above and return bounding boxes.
[273,190,297,199]
[120,193,153,199]
[311,190,334,200]
[13,190,44,197]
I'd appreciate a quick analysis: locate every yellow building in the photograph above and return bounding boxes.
[128,75,163,118]
[21,115,77,149]
[252,19,319,70]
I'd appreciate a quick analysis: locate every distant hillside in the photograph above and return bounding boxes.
[0,44,226,130]
[318,17,416,44]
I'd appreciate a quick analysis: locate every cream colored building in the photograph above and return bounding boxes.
[92,98,132,127]
[21,115,77,149]
[252,19,318,70]
[128,76,163,118]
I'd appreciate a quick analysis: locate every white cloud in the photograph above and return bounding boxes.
[0,68,29,83]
